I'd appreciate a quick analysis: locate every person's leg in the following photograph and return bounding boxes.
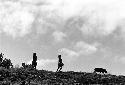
[57,66,59,72]
[59,66,62,72]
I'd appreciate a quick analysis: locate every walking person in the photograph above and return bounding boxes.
[57,55,64,72]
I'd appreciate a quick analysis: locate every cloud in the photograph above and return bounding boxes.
[58,41,98,62]
[59,48,79,62]
[114,56,125,64]
[0,1,35,38]
[27,59,57,70]
[74,41,98,55]
[39,0,125,37]
[52,31,66,42]
[20,0,44,4]
[1,0,125,39]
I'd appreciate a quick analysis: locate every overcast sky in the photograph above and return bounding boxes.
[1,0,125,75]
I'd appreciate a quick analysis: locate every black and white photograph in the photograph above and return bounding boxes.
[0,0,125,84]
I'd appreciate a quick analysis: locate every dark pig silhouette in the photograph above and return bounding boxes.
[94,68,107,73]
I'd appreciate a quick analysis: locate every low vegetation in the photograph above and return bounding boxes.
[0,67,125,84]
[0,53,125,84]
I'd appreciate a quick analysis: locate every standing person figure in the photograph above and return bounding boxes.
[57,55,64,72]
[32,53,37,69]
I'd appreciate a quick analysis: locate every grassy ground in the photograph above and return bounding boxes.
[0,67,125,84]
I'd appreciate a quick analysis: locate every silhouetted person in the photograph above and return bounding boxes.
[33,53,37,61]
[32,53,37,69]
[57,55,64,72]
[32,61,37,69]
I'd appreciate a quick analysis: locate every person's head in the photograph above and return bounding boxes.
[58,55,61,58]
[33,53,36,56]
[33,53,37,61]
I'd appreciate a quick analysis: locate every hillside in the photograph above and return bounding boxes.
[0,67,125,85]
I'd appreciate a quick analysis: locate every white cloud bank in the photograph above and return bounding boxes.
[41,0,125,37]
[1,0,125,38]
[60,48,79,62]
[0,1,35,38]
[52,31,66,42]
[59,41,98,62]
[75,41,98,55]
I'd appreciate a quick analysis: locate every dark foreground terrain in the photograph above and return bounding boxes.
[0,67,125,85]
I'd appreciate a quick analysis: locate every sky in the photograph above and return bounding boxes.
[0,0,125,75]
